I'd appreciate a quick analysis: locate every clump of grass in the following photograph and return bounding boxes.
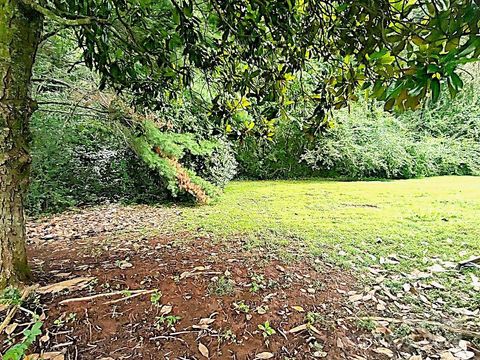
[208,276,235,296]
[356,318,376,332]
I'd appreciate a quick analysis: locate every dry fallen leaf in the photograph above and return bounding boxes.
[25,353,64,360]
[37,277,95,294]
[459,340,469,350]
[289,324,308,333]
[159,305,172,316]
[373,347,394,358]
[198,342,209,358]
[454,351,475,360]
[291,305,305,312]
[470,274,480,291]
[256,306,267,315]
[348,294,363,302]
[428,264,446,273]
[255,352,274,359]
[439,352,455,360]
[199,318,215,325]
[193,324,210,330]
[5,323,18,335]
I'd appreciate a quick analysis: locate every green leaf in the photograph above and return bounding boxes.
[450,72,464,90]
[430,79,440,102]
[427,64,440,74]
[369,48,388,60]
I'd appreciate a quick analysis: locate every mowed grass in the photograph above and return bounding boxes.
[181,176,480,270]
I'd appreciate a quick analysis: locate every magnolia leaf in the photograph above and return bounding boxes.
[198,342,209,358]
[255,352,274,359]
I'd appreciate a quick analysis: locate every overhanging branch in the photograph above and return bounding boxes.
[21,0,109,26]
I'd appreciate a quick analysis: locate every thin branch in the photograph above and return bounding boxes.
[32,78,72,88]
[21,0,109,26]
[37,100,108,113]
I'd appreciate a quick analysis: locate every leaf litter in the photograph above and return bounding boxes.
[0,204,478,359]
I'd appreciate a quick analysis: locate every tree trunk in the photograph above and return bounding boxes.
[0,0,43,288]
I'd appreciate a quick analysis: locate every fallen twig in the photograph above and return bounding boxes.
[457,256,480,269]
[103,289,158,305]
[0,285,38,334]
[149,335,187,344]
[59,289,155,305]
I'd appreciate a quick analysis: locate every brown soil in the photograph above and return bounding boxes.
[2,206,381,359]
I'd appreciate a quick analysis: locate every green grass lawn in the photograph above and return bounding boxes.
[181,176,480,271]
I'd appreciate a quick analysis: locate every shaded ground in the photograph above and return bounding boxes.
[26,235,369,359]
[2,181,479,360]
[2,207,375,359]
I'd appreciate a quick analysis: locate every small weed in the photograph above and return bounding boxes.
[208,276,235,296]
[53,312,77,328]
[3,321,43,360]
[250,273,266,293]
[233,301,250,314]
[356,318,376,332]
[122,290,132,297]
[393,323,413,338]
[150,291,162,306]
[311,280,324,290]
[305,311,324,325]
[220,329,237,343]
[156,315,181,328]
[383,279,403,293]
[258,321,276,338]
[0,287,22,306]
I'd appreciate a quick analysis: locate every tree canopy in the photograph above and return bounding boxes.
[30,0,480,120]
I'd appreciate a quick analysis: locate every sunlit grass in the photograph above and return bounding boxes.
[180,176,480,270]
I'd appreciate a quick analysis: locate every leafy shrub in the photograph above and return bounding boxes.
[235,121,320,179]
[188,138,238,188]
[27,109,238,214]
[301,100,480,179]
[27,113,168,215]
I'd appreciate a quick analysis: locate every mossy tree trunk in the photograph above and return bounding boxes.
[0,0,43,288]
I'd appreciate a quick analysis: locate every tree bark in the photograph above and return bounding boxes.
[0,0,43,288]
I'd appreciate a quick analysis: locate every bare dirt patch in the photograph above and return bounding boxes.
[0,206,380,359]
[23,236,374,359]
[5,205,477,359]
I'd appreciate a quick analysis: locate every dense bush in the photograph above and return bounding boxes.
[27,114,169,215]
[189,138,238,188]
[235,121,321,179]
[27,109,238,215]
[236,73,480,180]
[301,101,480,179]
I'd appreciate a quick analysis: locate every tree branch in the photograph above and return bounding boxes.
[21,0,109,26]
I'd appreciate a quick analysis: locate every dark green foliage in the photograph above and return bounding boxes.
[186,139,238,188]
[236,122,321,180]
[29,0,480,136]
[237,70,480,180]
[27,108,236,214]
[27,113,168,216]
[3,322,43,360]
